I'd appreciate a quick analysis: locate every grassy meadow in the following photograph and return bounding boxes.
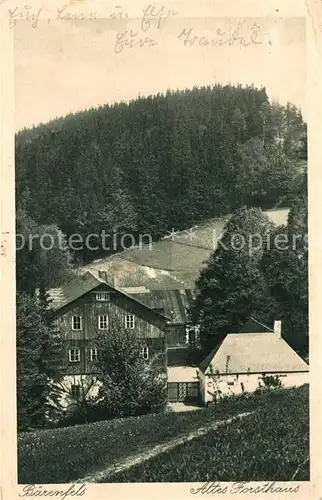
[18,385,308,484]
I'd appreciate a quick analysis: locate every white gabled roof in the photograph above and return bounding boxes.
[200,332,309,375]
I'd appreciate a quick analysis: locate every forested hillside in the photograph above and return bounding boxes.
[16,84,307,264]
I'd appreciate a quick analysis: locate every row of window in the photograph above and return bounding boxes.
[68,346,149,362]
[72,314,135,331]
[69,348,97,362]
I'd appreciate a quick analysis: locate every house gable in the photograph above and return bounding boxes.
[51,273,168,376]
[49,271,168,326]
[200,332,309,375]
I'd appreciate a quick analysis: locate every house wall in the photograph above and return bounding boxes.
[166,324,186,347]
[55,344,167,410]
[53,375,101,411]
[55,283,167,375]
[199,371,309,404]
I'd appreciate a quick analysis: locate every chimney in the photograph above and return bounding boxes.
[274,320,282,338]
[98,270,108,283]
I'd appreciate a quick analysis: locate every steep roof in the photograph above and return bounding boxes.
[47,271,168,320]
[199,342,223,373]
[199,332,309,374]
[48,271,102,310]
[120,287,194,323]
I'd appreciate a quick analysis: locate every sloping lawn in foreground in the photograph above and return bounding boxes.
[18,386,308,484]
[102,385,309,483]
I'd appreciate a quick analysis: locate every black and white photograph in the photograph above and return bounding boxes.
[1,0,320,496]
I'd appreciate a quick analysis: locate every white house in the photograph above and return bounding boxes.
[198,320,309,404]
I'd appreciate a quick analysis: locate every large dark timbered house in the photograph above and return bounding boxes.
[49,271,201,406]
[48,271,169,407]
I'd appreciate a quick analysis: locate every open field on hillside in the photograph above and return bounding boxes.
[105,385,309,483]
[18,385,308,484]
[84,208,290,289]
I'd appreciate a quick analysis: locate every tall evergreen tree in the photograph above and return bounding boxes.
[260,195,308,355]
[16,208,72,294]
[192,207,275,352]
[16,290,65,431]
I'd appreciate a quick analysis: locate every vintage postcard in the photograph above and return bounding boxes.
[1,0,322,498]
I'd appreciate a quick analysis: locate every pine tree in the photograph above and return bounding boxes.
[16,290,66,431]
[192,207,275,352]
[260,196,308,355]
[16,208,72,294]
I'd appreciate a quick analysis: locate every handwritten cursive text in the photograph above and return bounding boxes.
[141,4,177,32]
[19,483,86,499]
[8,6,42,29]
[109,5,129,19]
[115,28,158,54]
[178,22,263,48]
[56,5,97,21]
[190,481,300,495]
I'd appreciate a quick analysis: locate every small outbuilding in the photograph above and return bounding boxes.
[198,320,309,404]
[167,366,200,403]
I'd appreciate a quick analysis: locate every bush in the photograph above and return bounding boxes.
[56,400,110,427]
[95,318,167,419]
[261,374,282,388]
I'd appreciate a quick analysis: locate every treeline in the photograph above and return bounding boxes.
[192,181,308,356]
[16,84,307,264]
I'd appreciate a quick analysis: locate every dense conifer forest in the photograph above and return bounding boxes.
[15,85,309,429]
[16,84,307,264]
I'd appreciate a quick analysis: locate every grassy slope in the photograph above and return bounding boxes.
[18,386,308,484]
[83,208,291,289]
[101,385,309,483]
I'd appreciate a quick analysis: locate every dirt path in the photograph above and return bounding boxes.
[76,411,254,483]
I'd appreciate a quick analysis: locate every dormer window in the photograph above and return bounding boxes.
[96,292,110,302]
